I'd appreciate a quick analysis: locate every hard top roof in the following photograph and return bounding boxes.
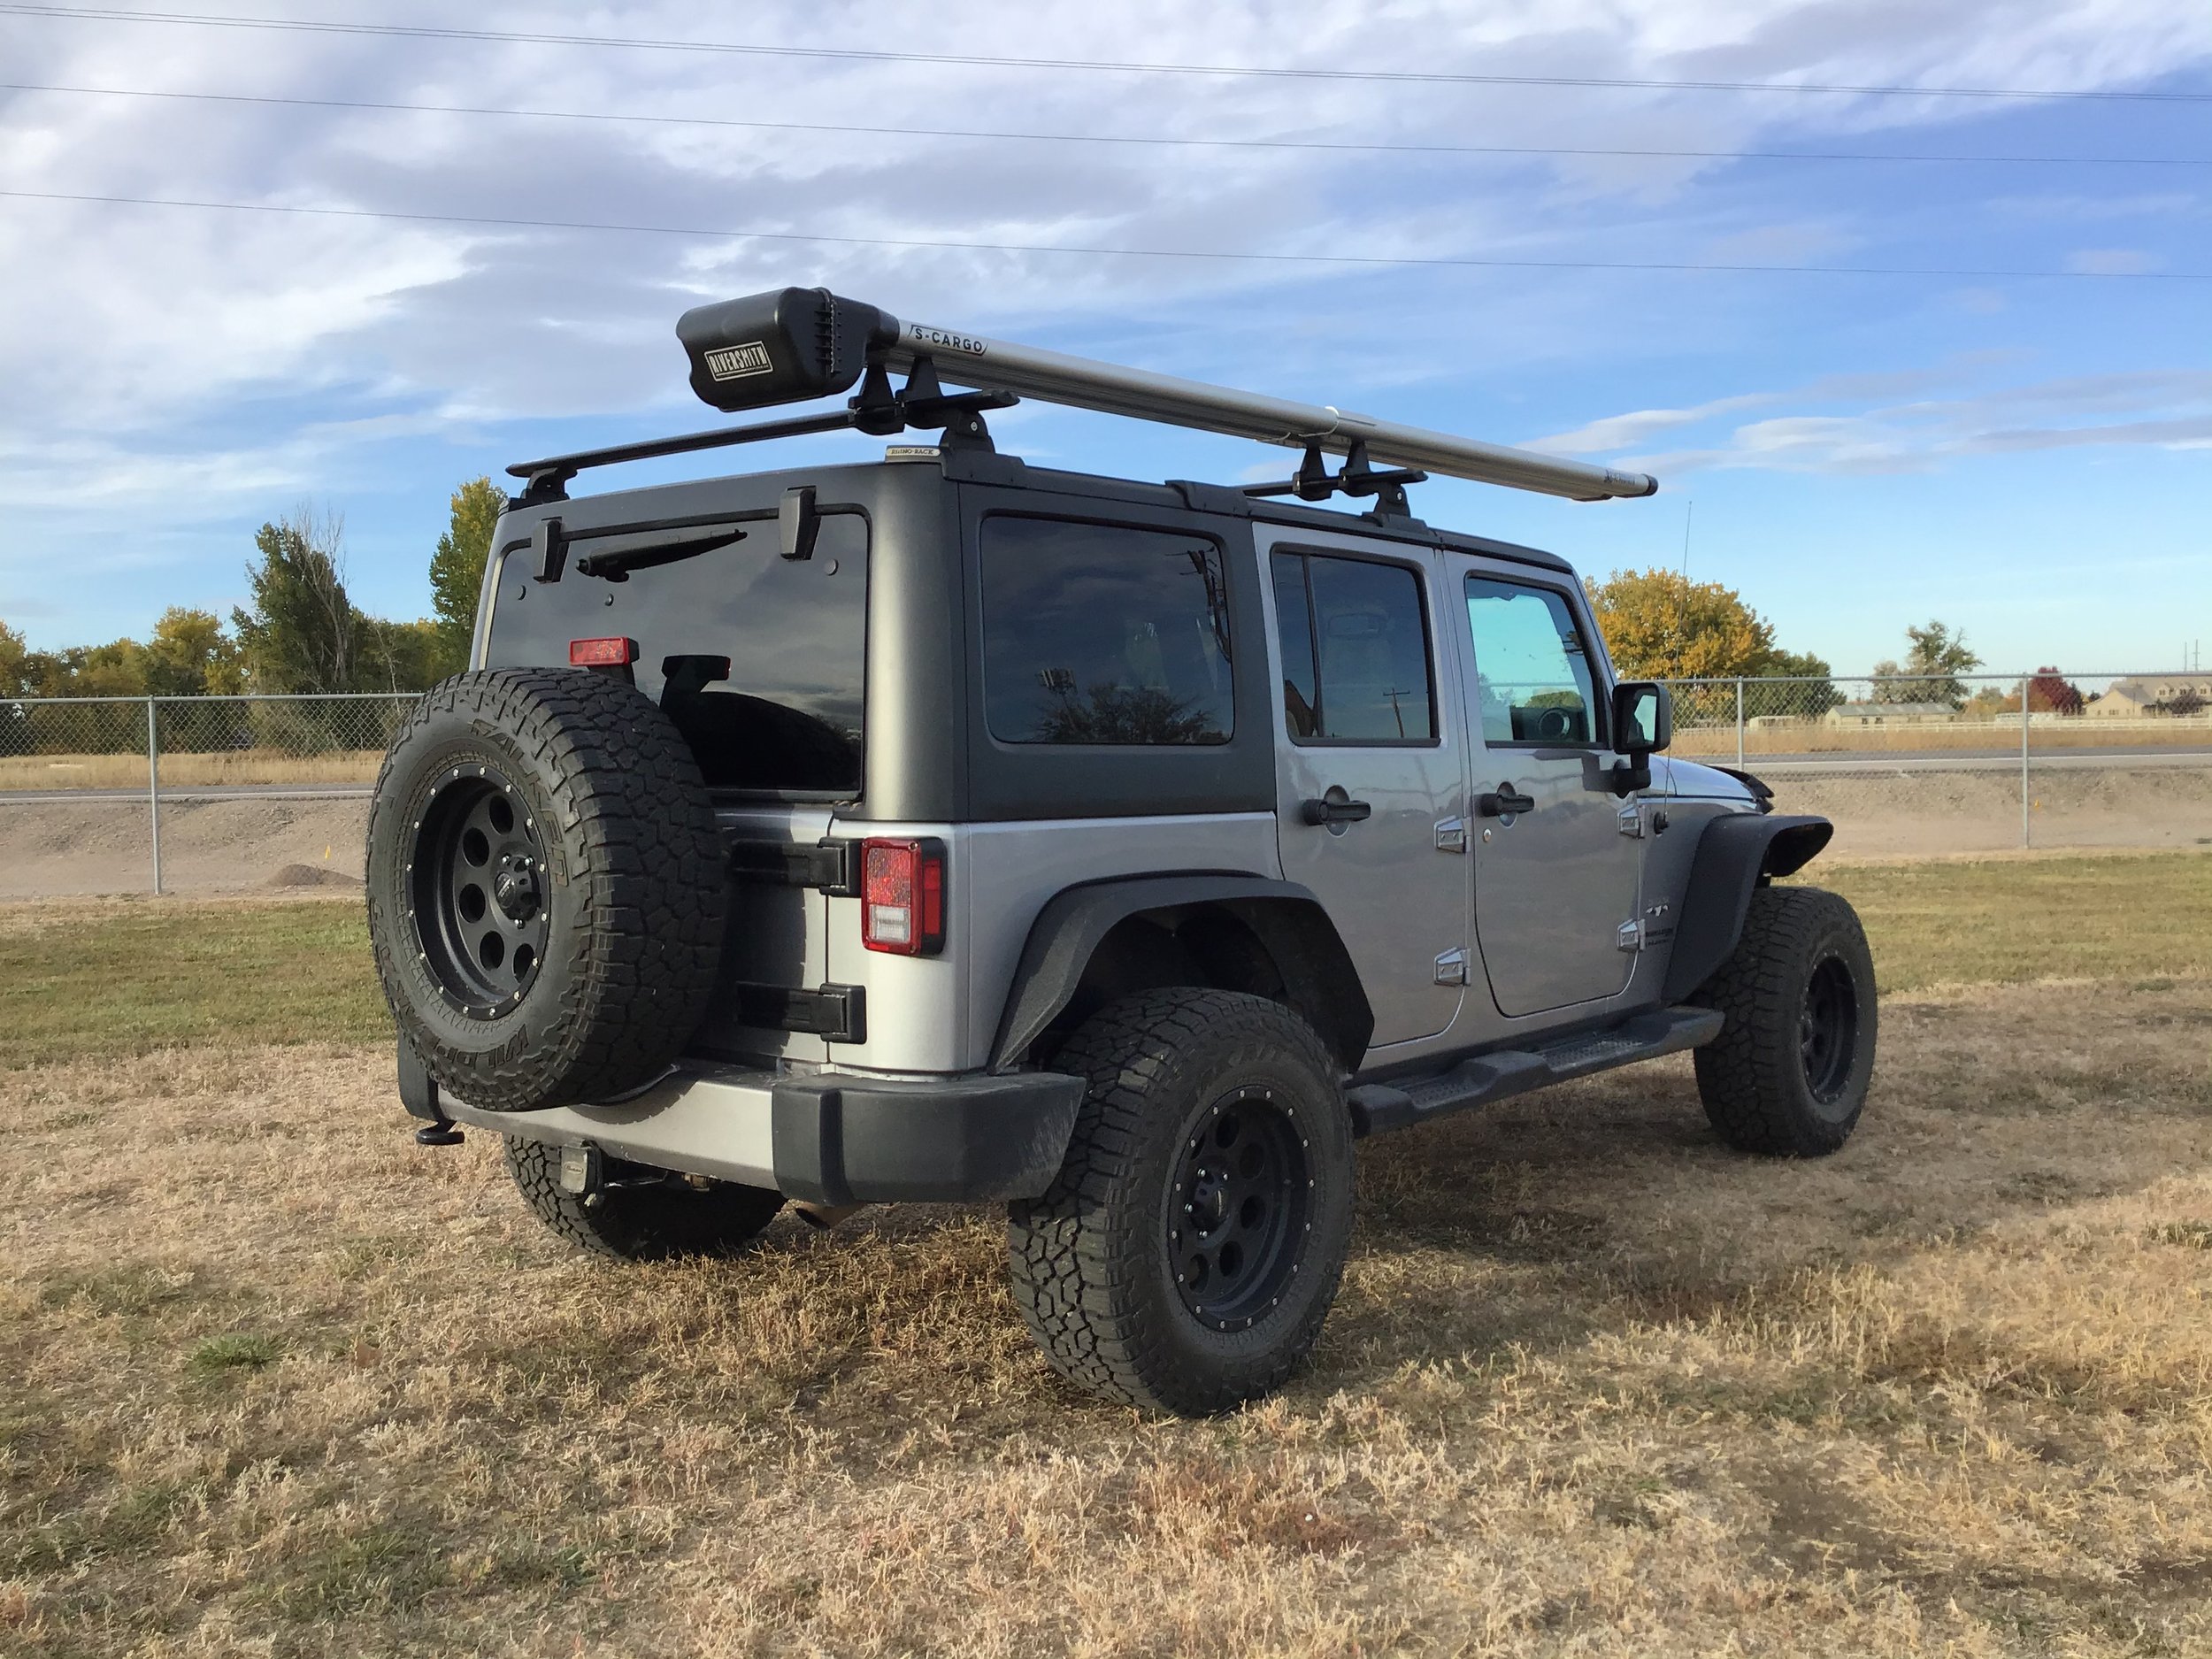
[515,446,1573,578]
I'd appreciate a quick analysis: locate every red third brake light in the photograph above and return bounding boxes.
[568,636,638,667]
[862,838,946,956]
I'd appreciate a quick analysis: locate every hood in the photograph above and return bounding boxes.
[1663,757,1763,804]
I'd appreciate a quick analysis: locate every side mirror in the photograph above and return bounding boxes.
[1612,680,1671,754]
[1608,681,1671,795]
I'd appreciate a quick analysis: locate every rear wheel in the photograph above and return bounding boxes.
[505,1139,783,1260]
[1006,990,1355,1416]
[1693,886,1877,1156]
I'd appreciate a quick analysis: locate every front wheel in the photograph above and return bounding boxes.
[1693,886,1878,1156]
[1006,989,1355,1416]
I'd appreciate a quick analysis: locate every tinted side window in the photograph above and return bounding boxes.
[1270,552,1319,738]
[1464,576,1598,745]
[980,516,1233,746]
[1271,550,1434,743]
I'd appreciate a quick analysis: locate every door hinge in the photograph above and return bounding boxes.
[1617,801,1645,838]
[726,836,861,896]
[1434,816,1467,854]
[731,981,868,1043]
[1617,918,1646,953]
[1433,947,1470,986]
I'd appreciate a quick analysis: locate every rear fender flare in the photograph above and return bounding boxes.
[990,875,1374,1072]
[1662,813,1835,1002]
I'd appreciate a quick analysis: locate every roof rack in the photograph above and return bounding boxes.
[510,287,1659,506]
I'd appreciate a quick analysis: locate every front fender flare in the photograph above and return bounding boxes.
[989,874,1373,1071]
[1662,813,1835,1002]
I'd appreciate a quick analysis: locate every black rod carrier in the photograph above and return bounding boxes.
[510,285,1661,505]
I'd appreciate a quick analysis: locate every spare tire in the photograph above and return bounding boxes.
[366,668,726,1110]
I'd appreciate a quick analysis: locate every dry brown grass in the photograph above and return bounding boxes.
[0,750,384,793]
[1670,718,2212,758]
[4,962,2210,1654]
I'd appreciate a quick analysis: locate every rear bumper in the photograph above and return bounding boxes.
[438,1062,1085,1205]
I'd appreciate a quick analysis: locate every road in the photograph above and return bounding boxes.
[1728,748,2212,776]
[0,785,373,803]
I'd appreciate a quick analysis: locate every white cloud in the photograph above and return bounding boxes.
[1605,369,2212,474]
[2065,248,2163,276]
[1527,392,1777,452]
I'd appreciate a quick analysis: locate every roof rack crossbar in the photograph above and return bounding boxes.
[506,357,1017,504]
[507,407,863,506]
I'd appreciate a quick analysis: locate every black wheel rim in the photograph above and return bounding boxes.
[408,761,550,1018]
[1800,954,1860,1107]
[1169,1087,1310,1332]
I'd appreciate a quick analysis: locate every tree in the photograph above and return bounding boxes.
[59,638,150,697]
[145,607,245,697]
[356,615,445,692]
[0,619,31,698]
[1583,567,1835,727]
[428,476,504,678]
[233,506,357,693]
[1582,568,1778,681]
[2025,666,2084,716]
[1743,648,1841,718]
[1871,619,1981,708]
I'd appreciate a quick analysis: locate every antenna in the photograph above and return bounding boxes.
[672,288,1660,504]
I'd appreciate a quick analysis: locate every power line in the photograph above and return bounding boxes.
[4,4,2210,103]
[6,187,2206,280]
[6,81,2204,168]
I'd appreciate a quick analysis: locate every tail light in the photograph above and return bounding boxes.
[569,636,638,667]
[862,838,946,956]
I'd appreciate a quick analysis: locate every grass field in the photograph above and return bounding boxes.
[2,854,2208,1655]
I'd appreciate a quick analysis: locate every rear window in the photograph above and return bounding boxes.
[488,510,867,795]
[979,515,1233,746]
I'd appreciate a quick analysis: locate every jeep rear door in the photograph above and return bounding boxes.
[1261,528,1470,1048]
[480,479,871,1066]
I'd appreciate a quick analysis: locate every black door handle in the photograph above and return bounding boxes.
[1477,784,1536,817]
[1301,795,1373,826]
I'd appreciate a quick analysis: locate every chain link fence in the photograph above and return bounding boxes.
[1664,672,2212,860]
[0,693,415,898]
[2,675,2207,896]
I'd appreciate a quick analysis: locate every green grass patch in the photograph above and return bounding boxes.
[188,1333,280,1374]
[1805,852,2212,993]
[0,854,2202,1068]
[244,1524,446,1623]
[39,1263,198,1318]
[0,898,388,1067]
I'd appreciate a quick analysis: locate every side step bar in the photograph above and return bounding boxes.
[1346,1004,1724,1138]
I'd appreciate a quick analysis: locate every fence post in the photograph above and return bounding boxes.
[2019,672,2032,849]
[146,695,163,895]
[1734,679,1746,769]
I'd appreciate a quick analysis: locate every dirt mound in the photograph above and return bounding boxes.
[267,862,362,889]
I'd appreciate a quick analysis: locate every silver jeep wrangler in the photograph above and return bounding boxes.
[369,288,1874,1415]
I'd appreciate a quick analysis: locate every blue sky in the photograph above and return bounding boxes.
[2,1,2208,676]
